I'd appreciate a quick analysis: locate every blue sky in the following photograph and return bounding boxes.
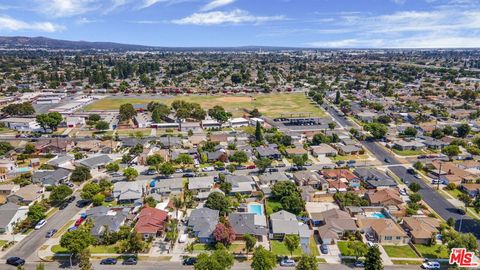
[0,0,479,48]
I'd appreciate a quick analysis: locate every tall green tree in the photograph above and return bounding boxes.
[255,121,264,142]
[49,185,73,204]
[251,246,276,270]
[123,167,139,181]
[244,233,257,254]
[365,246,383,270]
[284,234,300,257]
[119,103,137,122]
[296,254,318,270]
[229,150,248,165]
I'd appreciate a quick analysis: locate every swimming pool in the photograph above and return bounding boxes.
[16,167,30,173]
[366,212,386,219]
[248,203,264,216]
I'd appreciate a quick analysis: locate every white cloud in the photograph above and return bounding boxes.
[76,17,100,25]
[201,0,236,11]
[139,0,188,9]
[172,9,284,25]
[391,0,406,4]
[0,15,64,32]
[35,0,98,17]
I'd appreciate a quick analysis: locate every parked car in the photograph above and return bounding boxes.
[183,173,197,178]
[100,258,118,265]
[76,199,91,208]
[366,241,375,247]
[215,166,226,171]
[399,189,407,196]
[34,219,47,230]
[268,168,279,173]
[104,196,114,202]
[182,257,197,265]
[384,158,391,163]
[406,168,416,174]
[236,165,247,170]
[202,166,215,172]
[67,226,78,232]
[75,217,85,227]
[178,234,187,243]
[280,258,296,267]
[320,244,329,254]
[45,229,57,238]
[123,258,137,265]
[421,261,440,269]
[246,165,256,169]
[353,261,365,268]
[66,196,76,203]
[6,257,25,266]
[175,169,183,173]
[59,202,69,210]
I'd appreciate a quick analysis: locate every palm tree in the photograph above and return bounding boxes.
[165,219,178,251]
[172,196,184,219]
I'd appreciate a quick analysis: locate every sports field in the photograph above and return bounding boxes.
[84,93,326,117]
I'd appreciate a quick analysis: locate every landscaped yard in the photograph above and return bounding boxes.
[51,244,118,254]
[270,240,303,256]
[84,93,326,118]
[193,242,245,253]
[392,149,425,156]
[337,241,366,256]
[382,245,418,258]
[330,154,369,161]
[414,244,449,259]
[309,236,319,256]
[265,200,283,215]
[391,260,423,265]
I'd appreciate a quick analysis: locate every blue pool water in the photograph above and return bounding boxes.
[248,204,264,216]
[368,212,386,219]
[17,167,30,173]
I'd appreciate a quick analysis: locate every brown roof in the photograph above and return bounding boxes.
[367,189,403,206]
[310,208,351,221]
[134,207,169,234]
[358,218,407,238]
[285,147,308,155]
[322,169,357,181]
[402,217,440,239]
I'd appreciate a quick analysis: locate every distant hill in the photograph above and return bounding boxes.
[0,36,302,51]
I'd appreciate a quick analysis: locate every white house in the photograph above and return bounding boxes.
[66,117,86,128]
[0,118,42,132]
[229,117,249,128]
[0,203,28,234]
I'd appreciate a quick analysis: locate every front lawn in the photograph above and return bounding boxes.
[414,244,449,259]
[265,200,283,216]
[309,236,319,256]
[382,245,418,258]
[330,154,369,161]
[392,260,423,265]
[270,240,303,256]
[193,242,245,253]
[51,244,118,254]
[337,241,365,256]
[392,149,424,156]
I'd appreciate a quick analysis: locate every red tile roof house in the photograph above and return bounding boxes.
[134,207,169,240]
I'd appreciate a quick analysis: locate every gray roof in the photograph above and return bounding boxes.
[354,168,397,188]
[270,210,296,221]
[113,181,144,201]
[229,212,268,236]
[256,146,281,157]
[86,206,130,236]
[188,208,219,238]
[79,155,112,169]
[47,155,74,167]
[226,175,252,184]
[153,178,183,194]
[0,203,23,229]
[188,176,214,190]
[32,168,71,186]
[258,172,289,184]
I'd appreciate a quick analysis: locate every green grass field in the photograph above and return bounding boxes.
[392,149,425,156]
[84,93,326,118]
[413,244,449,259]
[265,199,283,216]
[382,245,418,258]
[270,240,303,256]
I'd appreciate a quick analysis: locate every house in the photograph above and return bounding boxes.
[393,140,425,151]
[0,117,42,132]
[66,116,85,128]
[258,172,289,186]
[402,217,440,244]
[357,218,409,245]
[32,168,71,186]
[309,209,357,244]
[422,138,449,150]
[256,146,282,160]
[152,178,183,196]
[0,202,29,234]
[0,159,17,181]
[206,149,228,162]
[460,184,480,198]
[77,155,112,171]
[76,140,101,153]
[7,184,44,205]
[188,208,219,243]
[336,144,363,156]
[356,111,378,123]
[367,189,403,207]
[47,155,74,169]
[309,208,351,226]
[86,206,130,237]
[0,184,20,197]
[229,212,268,240]
[354,168,397,188]
[225,175,256,195]
[321,169,359,188]
[188,176,214,193]
[135,207,169,239]
[201,119,222,129]
[113,181,145,203]
[310,144,338,157]
[293,171,328,190]
[35,140,74,154]
[229,118,249,128]
[285,147,308,157]
[269,210,311,254]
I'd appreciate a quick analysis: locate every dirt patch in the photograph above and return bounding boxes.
[216,96,253,103]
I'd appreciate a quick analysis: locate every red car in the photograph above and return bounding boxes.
[75,217,85,227]
[246,165,256,169]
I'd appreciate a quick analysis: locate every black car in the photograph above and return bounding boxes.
[66,196,76,203]
[59,202,69,210]
[104,196,114,202]
[384,158,391,163]
[76,199,91,208]
[183,173,197,178]
[45,229,57,238]
[458,208,466,215]
[100,258,118,265]
[6,257,25,266]
[123,257,137,265]
[320,244,329,254]
[183,257,197,265]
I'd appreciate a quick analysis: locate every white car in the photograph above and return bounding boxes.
[34,219,47,230]
[202,166,215,172]
[422,261,440,269]
[366,241,376,247]
[280,259,296,267]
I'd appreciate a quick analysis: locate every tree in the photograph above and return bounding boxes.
[92,194,105,206]
[208,105,232,123]
[251,246,276,270]
[456,123,471,138]
[49,185,73,204]
[328,122,336,130]
[88,114,101,122]
[254,158,272,173]
[271,181,298,199]
[123,167,139,181]
[443,125,454,136]
[348,241,368,261]
[403,127,418,137]
[24,143,35,154]
[1,102,35,116]
[175,153,193,168]
[229,150,248,165]
[0,142,13,156]
[244,233,256,254]
[409,193,422,203]
[119,103,137,122]
[71,166,91,182]
[409,182,421,193]
[458,193,473,207]
[74,152,84,160]
[255,121,264,142]
[36,112,63,132]
[413,161,423,170]
[118,232,146,254]
[281,194,305,214]
[165,219,179,250]
[284,234,300,257]
[28,204,46,225]
[205,192,231,215]
[442,145,460,160]
[81,183,101,200]
[60,229,95,255]
[158,162,175,176]
[295,254,318,270]
[335,90,341,104]
[431,128,444,139]
[364,245,383,270]
[213,222,236,246]
[292,154,308,167]
[447,217,455,227]
[146,154,164,166]
[106,162,119,172]
[194,247,234,270]
[95,120,109,130]
[36,264,45,270]
[364,122,388,139]
[79,248,92,270]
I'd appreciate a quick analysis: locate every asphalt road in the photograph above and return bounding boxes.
[360,140,402,165]
[3,192,83,261]
[389,165,480,239]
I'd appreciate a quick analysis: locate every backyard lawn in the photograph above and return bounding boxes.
[270,240,303,256]
[414,244,449,259]
[337,241,366,256]
[266,200,283,215]
[382,245,418,258]
[84,93,326,118]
